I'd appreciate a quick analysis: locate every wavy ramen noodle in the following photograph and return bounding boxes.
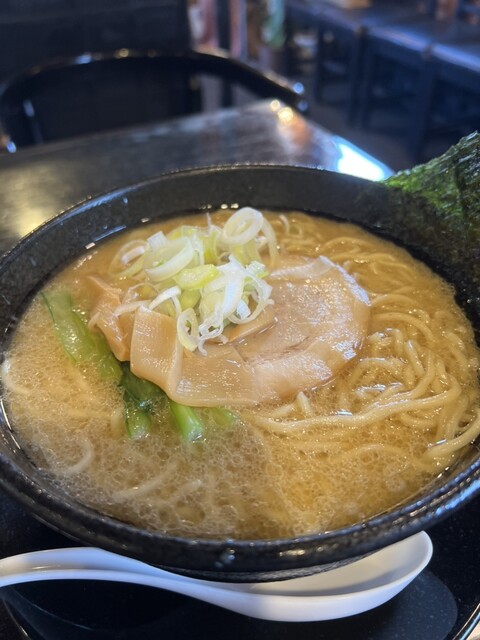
[3,211,480,539]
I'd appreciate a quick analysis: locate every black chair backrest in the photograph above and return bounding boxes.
[0,48,308,148]
[0,51,203,147]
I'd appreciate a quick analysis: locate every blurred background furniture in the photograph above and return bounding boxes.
[0,0,189,150]
[410,40,480,158]
[285,0,323,78]
[285,1,436,122]
[0,0,306,150]
[358,0,480,158]
[0,0,191,81]
[0,0,478,166]
[282,0,479,165]
[312,0,436,122]
[0,47,306,149]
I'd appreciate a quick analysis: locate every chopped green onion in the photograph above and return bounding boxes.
[145,238,194,282]
[202,227,220,263]
[108,240,147,279]
[247,261,269,279]
[179,289,201,311]
[220,207,264,246]
[167,224,197,240]
[174,264,219,290]
[106,208,277,354]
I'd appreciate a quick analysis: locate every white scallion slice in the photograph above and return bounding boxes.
[177,308,199,351]
[149,286,182,311]
[228,275,273,325]
[121,282,157,304]
[114,300,150,316]
[147,231,168,252]
[174,264,219,290]
[220,207,264,247]
[235,298,250,320]
[261,218,280,266]
[145,238,194,282]
[109,240,148,278]
[221,275,244,318]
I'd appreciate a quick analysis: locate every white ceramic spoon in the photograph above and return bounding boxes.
[0,532,432,622]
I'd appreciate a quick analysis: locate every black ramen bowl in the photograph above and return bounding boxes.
[0,165,479,582]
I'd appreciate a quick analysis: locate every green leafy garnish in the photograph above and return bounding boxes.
[42,291,122,383]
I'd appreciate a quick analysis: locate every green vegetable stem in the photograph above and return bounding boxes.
[168,401,204,443]
[120,362,163,439]
[119,363,205,442]
[41,291,122,382]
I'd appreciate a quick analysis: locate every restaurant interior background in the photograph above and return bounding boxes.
[189,0,480,170]
[0,0,478,171]
[0,4,479,639]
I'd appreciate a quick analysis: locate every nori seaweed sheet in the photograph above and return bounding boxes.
[363,132,480,338]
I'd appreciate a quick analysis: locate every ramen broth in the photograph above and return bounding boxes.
[3,211,480,539]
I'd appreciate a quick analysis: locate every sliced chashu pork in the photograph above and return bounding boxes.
[235,255,370,401]
[129,255,370,406]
